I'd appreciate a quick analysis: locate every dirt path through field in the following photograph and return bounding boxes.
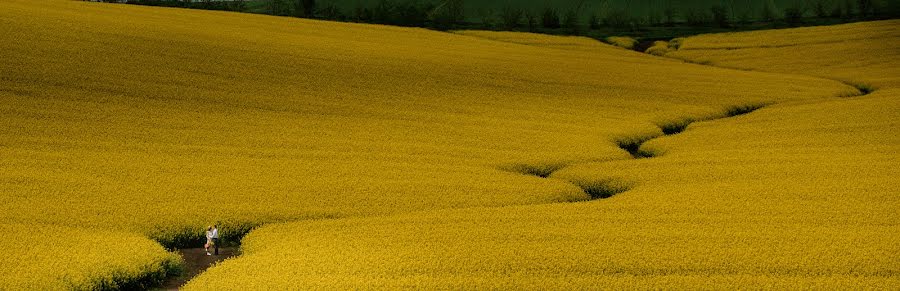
[159,247,238,290]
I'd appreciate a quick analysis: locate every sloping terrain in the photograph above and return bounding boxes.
[666,20,900,89]
[0,223,180,290]
[185,21,900,289]
[0,1,893,289]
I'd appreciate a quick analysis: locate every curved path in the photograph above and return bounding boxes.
[159,247,238,290]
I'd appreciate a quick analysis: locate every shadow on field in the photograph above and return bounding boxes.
[500,163,569,178]
[615,135,661,159]
[841,81,875,97]
[572,179,634,200]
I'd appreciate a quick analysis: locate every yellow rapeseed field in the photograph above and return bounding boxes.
[1,0,895,289]
[185,20,899,290]
[0,223,180,290]
[666,19,900,89]
[605,36,638,49]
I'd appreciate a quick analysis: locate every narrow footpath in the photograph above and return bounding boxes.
[159,247,238,290]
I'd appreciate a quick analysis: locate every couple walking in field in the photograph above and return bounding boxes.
[205,224,219,256]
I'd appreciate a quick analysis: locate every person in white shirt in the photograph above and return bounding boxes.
[204,226,214,256]
[211,224,220,255]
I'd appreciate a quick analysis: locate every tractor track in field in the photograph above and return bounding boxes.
[502,102,772,201]
[504,79,871,200]
[503,73,874,202]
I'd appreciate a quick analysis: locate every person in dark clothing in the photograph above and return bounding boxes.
[211,224,220,255]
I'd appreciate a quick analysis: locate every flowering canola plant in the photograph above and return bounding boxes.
[0,224,180,290]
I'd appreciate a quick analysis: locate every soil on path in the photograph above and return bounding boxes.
[159,247,238,290]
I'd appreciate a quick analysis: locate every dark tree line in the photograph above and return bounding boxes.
[113,0,250,12]
[678,0,896,28]
[111,0,899,35]
[265,0,464,29]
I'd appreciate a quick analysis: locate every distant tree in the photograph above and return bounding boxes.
[524,10,539,31]
[588,12,601,29]
[353,5,373,22]
[856,0,874,17]
[647,9,663,26]
[319,3,345,20]
[541,7,560,29]
[395,1,429,26]
[813,0,830,18]
[228,0,247,12]
[292,0,302,17]
[447,0,464,25]
[889,0,900,18]
[663,6,677,26]
[271,0,291,16]
[500,5,523,29]
[830,2,844,17]
[784,6,805,25]
[427,0,465,28]
[477,8,497,29]
[372,0,404,25]
[710,4,730,27]
[303,0,316,17]
[372,0,399,25]
[293,0,315,18]
[562,9,579,34]
[604,9,630,28]
[760,0,779,22]
[568,0,587,30]
[684,8,709,26]
[737,5,753,24]
[843,0,855,18]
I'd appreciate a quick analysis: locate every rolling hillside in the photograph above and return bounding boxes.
[0,0,896,289]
